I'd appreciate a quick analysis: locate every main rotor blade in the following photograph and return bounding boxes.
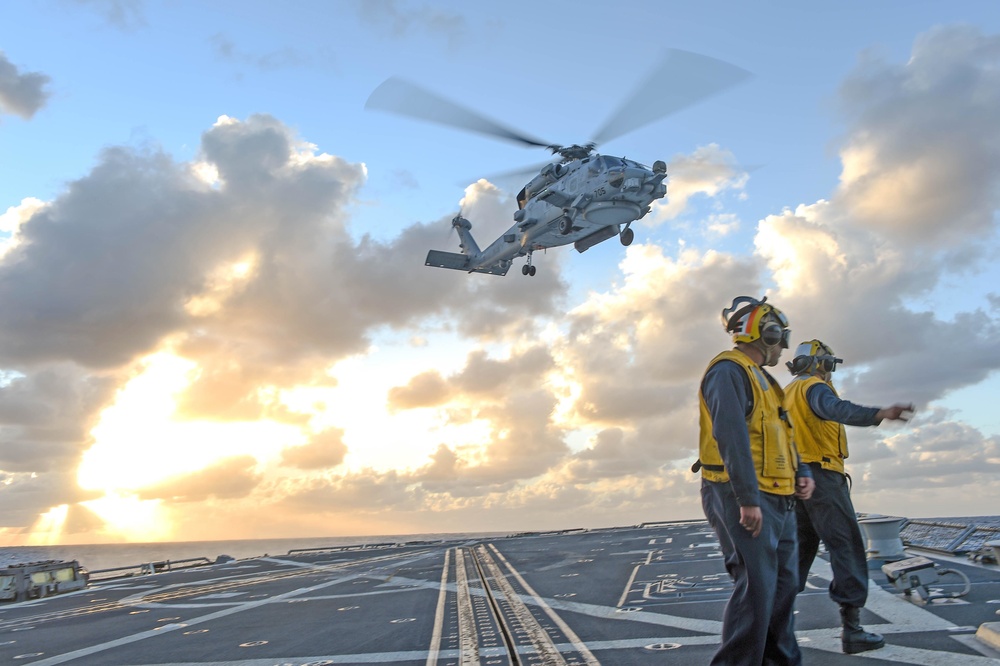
[590,49,752,146]
[475,160,554,192]
[366,77,550,149]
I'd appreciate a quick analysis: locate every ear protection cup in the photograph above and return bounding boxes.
[786,356,813,375]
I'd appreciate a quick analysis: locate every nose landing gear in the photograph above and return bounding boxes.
[521,255,537,276]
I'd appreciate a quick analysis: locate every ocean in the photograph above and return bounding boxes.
[0,531,509,574]
[4,515,997,576]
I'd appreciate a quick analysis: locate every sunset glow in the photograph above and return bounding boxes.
[1,4,999,546]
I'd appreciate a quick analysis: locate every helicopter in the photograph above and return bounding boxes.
[365,49,750,277]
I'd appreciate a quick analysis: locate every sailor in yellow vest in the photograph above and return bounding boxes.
[783,339,913,655]
[697,296,814,666]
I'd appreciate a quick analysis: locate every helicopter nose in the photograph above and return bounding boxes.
[653,160,667,174]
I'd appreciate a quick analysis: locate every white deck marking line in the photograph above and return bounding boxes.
[425,547,450,666]
[94,634,1000,666]
[807,558,957,630]
[488,542,600,666]
[257,557,331,568]
[454,548,480,664]
[544,596,724,633]
[27,551,438,666]
[617,564,641,608]
[794,630,1000,665]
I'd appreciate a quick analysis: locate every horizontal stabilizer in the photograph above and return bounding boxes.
[425,250,510,276]
[426,250,470,271]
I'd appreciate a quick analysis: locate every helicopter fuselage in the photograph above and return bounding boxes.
[426,153,667,276]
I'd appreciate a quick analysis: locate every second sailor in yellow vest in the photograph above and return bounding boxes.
[783,339,913,655]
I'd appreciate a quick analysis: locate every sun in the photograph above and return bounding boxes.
[75,351,305,541]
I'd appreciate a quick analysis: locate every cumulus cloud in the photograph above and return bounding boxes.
[0,51,51,120]
[650,144,748,224]
[280,428,348,470]
[0,113,566,537]
[835,25,1000,246]
[0,365,118,473]
[5,24,1000,541]
[377,24,1000,524]
[137,455,262,502]
[0,471,103,529]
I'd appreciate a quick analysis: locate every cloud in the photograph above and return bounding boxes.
[0,113,566,536]
[381,24,1000,522]
[209,33,314,71]
[6,24,1000,540]
[650,144,748,224]
[755,27,1000,410]
[0,51,51,120]
[353,0,468,49]
[280,428,348,470]
[67,0,146,31]
[137,455,262,502]
[388,370,451,410]
[834,25,1000,247]
[0,114,377,370]
[0,365,118,473]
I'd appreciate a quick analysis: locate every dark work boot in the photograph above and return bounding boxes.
[840,604,885,654]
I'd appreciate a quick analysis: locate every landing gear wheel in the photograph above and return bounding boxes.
[529,265,536,276]
[522,264,530,275]
[559,217,573,235]
[620,227,634,246]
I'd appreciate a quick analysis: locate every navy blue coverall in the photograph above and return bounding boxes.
[796,383,881,607]
[701,361,811,666]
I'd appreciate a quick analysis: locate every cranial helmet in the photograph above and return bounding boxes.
[721,296,790,348]
[786,339,844,376]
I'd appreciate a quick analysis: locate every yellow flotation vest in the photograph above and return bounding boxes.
[783,375,848,474]
[698,349,798,495]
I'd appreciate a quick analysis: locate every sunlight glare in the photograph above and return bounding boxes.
[80,352,304,493]
[26,504,69,546]
[83,493,171,542]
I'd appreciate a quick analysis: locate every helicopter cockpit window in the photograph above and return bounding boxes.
[516,186,527,210]
[600,156,645,170]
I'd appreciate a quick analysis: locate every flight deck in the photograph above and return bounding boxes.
[1,520,998,665]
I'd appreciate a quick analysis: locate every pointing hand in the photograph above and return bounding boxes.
[877,404,915,422]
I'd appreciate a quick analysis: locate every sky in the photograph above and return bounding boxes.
[0,0,999,546]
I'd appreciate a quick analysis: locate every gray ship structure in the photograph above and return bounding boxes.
[1,515,999,665]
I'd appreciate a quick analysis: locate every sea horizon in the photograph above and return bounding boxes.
[3,514,998,575]
[0,529,513,574]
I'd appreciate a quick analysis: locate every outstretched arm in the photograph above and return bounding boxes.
[807,383,913,427]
